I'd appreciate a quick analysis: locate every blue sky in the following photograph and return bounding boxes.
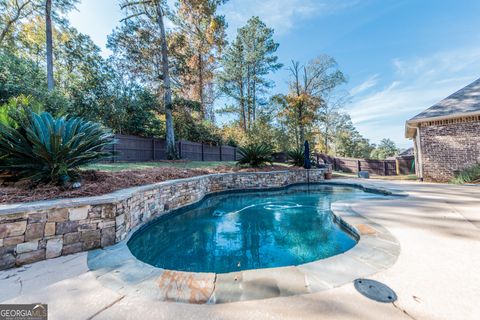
[69,0,480,148]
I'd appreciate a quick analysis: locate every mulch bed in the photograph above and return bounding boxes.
[0,165,300,204]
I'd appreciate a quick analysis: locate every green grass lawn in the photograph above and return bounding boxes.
[82,161,293,172]
[83,163,416,181]
[332,171,418,181]
[82,161,239,171]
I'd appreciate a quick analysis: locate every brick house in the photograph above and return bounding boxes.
[405,78,480,182]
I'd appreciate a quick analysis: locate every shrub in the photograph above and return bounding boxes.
[0,95,44,127]
[237,143,273,167]
[451,163,480,184]
[287,147,304,167]
[0,110,114,185]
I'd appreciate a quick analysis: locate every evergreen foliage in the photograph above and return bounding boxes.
[0,110,113,184]
[236,143,273,167]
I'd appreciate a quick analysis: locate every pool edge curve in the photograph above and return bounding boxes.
[87,179,402,304]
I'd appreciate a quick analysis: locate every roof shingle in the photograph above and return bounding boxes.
[410,77,480,121]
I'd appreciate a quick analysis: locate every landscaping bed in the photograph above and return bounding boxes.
[0,163,299,204]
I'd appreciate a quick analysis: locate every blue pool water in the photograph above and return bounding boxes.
[127,184,381,273]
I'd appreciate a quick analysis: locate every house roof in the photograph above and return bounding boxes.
[398,147,414,157]
[386,147,414,160]
[405,77,480,138]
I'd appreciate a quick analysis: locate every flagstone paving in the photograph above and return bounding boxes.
[0,179,479,320]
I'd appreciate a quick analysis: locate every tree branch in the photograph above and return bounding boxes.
[120,0,152,10]
[120,12,145,22]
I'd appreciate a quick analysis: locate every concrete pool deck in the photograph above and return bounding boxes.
[1,178,479,319]
[83,185,401,304]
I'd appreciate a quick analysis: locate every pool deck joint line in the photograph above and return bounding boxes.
[86,180,402,304]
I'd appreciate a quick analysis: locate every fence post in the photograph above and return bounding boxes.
[152,138,155,161]
[357,159,361,173]
[383,161,388,176]
[395,158,400,175]
[201,143,204,161]
[178,141,182,159]
[112,138,116,163]
[219,145,222,161]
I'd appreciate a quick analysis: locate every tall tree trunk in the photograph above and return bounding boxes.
[0,19,15,45]
[294,126,299,149]
[238,55,247,132]
[45,0,54,91]
[239,79,246,132]
[246,65,251,130]
[198,52,205,118]
[252,78,256,123]
[324,127,329,154]
[299,102,305,146]
[252,46,257,124]
[155,1,176,159]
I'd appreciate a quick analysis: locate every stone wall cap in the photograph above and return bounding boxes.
[0,169,326,216]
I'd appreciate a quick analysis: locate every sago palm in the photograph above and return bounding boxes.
[0,111,114,185]
[287,147,304,167]
[236,143,273,167]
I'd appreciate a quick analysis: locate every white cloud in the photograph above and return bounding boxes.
[350,74,379,96]
[220,0,360,36]
[347,47,480,147]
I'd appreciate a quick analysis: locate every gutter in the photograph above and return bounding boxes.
[405,110,480,138]
[406,123,424,180]
[407,110,480,125]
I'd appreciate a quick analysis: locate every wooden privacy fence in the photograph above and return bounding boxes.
[103,134,415,176]
[104,134,238,162]
[316,153,415,176]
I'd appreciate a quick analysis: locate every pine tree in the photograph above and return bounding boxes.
[44,0,77,91]
[218,16,282,131]
[115,0,177,159]
[174,0,227,119]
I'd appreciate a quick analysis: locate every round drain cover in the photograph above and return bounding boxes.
[354,279,397,303]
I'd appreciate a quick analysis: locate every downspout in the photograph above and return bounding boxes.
[407,123,424,181]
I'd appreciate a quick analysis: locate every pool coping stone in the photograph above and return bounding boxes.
[86,180,402,304]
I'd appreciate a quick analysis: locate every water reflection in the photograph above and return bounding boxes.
[128,185,379,273]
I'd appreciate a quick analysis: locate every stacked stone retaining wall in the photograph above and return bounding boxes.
[0,169,326,270]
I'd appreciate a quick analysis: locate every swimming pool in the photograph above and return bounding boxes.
[127,184,382,273]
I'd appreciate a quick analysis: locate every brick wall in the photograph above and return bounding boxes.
[419,121,480,182]
[0,169,326,270]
